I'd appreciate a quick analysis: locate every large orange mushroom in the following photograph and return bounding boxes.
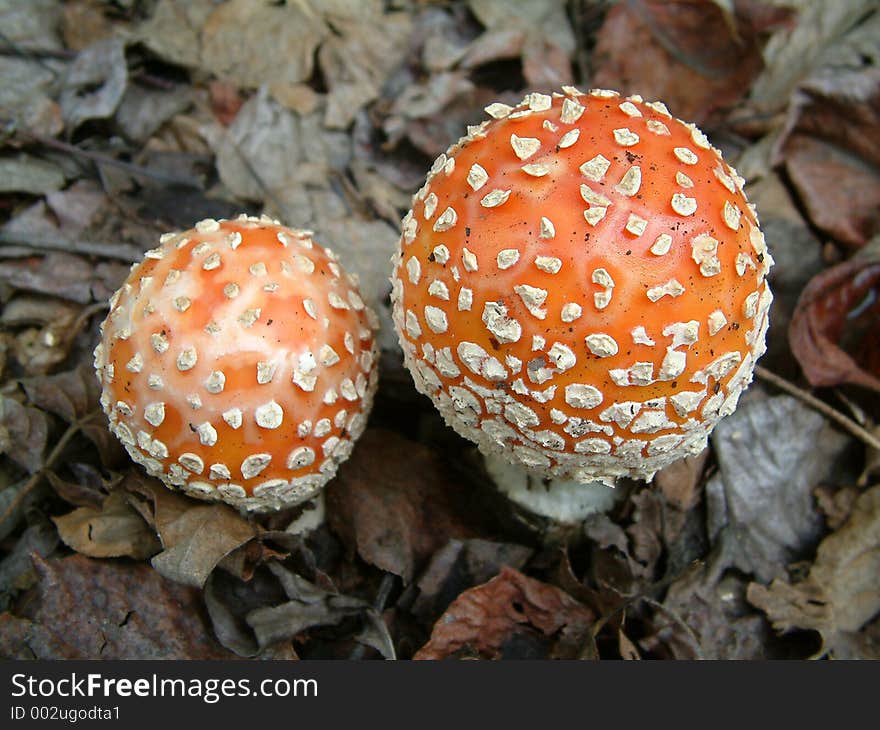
[94,215,379,512]
[390,88,772,519]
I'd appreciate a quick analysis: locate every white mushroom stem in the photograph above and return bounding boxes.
[283,492,326,536]
[483,454,621,526]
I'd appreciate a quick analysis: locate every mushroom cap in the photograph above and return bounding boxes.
[390,88,773,485]
[94,215,379,512]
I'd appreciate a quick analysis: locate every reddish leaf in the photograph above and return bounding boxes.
[0,554,234,659]
[789,257,880,391]
[414,567,594,660]
[776,71,880,249]
[591,0,780,124]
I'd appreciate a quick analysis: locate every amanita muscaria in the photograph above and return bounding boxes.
[94,215,379,512]
[391,87,773,519]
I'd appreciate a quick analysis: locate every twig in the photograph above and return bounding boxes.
[0,31,64,75]
[13,129,204,189]
[579,560,704,659]
[754,365,880,452]
[0,231,142,262]
[640,596,704,660]
[0,408,103,531]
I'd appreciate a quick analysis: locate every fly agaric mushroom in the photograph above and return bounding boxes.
[94,215,379,512]
[390,88,772,522]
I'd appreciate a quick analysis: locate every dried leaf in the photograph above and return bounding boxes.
[468,0,576,78]
[0,56,63,136]
[0,252,107,304]
[747,484,880,658]
[116,83,193,143]
[0,395,49,475]
[59,37,128,129]
[788,257,880,391]
[318,12,412,129]
[0,554,234,659]
[200,0,327,90]
[325,429,481,583]
[136,0,214,69]
[706,394,852,582]
[214,88,350,204]
[618,627,641,660]
[776,66,880,249]
[0,521,59,611]
[126,477,258,588]
[245,564,394,659]
[412,539,533,622]
[20,363,100,424]
[749,0,877,113]
[644,560,772,659]
[52,491,160,560]
[0,155,66,195]
[61,0,116,51]
[653,449,708,510]
[0,0,63,50]
[592,0,772,123]
[414,567,595,660]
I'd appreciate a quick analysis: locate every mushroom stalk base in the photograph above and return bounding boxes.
[483,453,621,528]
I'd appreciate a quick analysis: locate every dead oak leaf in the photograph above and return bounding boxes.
[0,554,234,659]
[414,567,594,660]
[747,484,880,659]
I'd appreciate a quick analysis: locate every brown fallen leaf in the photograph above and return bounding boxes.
[653,448,709,511]
[0,395,49,475]
[0,554,234,659]
[788,256,880,392]
[414,566,594,660]
[125,475,258,588]
[747,484,880,658]
[591,0,784,124]
[325,429,485,584]
[771,18,880,249]
[52,491,161,560]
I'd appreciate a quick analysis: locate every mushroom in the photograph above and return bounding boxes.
[390,88,773,526]
[94,215,379,512]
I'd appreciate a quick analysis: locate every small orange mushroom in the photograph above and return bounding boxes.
[390,88,773,488]
[94,215,379,512]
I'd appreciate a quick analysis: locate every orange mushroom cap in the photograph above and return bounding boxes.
[94,215,379,511]
[390,88,773,485]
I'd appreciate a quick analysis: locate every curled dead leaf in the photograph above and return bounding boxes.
[414,567,594,660]
[124,475,258,588]
[788,257,880,391]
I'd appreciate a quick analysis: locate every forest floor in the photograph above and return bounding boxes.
[0,0,878,659]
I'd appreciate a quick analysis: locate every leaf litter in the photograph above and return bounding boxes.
[0,0,879,661]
